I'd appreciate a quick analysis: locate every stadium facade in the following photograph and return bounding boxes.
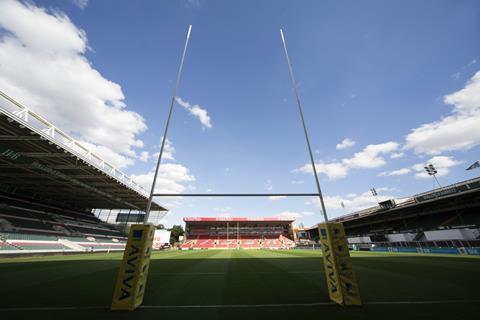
[181,217,296,249]
[0,91,166,255]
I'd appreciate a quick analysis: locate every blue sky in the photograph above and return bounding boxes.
[1,0,479,227]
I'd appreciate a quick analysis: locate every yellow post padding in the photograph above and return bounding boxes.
[318,222,361,306]
[111,224,155,311]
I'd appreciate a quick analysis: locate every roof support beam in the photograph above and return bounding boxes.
[0,135,42,141]
[18,152,74,158]
[0,164,92,170]
[152,193,320,197]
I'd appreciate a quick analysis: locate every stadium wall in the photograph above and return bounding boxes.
[424,229,479,241]
[386,233,416,242]
[370,246,480,255]
[347,236,371,244]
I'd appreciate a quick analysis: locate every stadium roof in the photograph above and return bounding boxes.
[0,91,165,212]
[184,217,295,222]
[304,176,480,232]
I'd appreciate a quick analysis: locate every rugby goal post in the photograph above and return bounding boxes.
[111,25,361,311]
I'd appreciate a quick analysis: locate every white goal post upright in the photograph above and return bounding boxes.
[279,29,330,225]
[111,25,193,312]
[280,29,361,306]
[144,25,192,224]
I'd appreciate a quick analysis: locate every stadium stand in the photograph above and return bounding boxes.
[0,192,130,254]
[0,90,166,255]
[0,192,125,237]
[0,231,126,253]
[301,177,480,255]
[181,217,296,250]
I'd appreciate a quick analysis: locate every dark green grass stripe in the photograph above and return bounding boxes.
[1,249,479,319]
[2,299,480,312]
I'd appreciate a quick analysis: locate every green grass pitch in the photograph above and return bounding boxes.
[1,250,479,319]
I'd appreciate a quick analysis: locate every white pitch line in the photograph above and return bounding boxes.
[250,271,321,274]
[150,272,226,275]
[141,300,480,308]
[150,270,322,275]
[0,306,107,312]
[366,300,480,305]
[1,300,479,311]
[140,302,335,308]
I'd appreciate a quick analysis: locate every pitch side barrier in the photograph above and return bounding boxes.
[112,26,362,311]
[370,246,480,255]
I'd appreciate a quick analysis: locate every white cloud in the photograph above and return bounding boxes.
[412,156,463,179]
[390,152,404,159]
[71,0,89,9]
[296,71,479,181]
[275,211,304,219]
[342,142,399,168]
[265,180,273,191]
[269,196,287,200]
[294,161,349,180]
[140,151,149,163]
[326,192,385,212]
[175,97,212,129]
[405,70,480,155]
[78,140,134,169]
[0,1,146,168]
[321,196,346,210]
[294,141,398,180]
[308,188,397,216]
[131,163,195,194]
[336,138,355,150]
[291,180,304,185]
[184,0,201,9]
[152,138,176,161]
[378,168,411,177]
[131,163,195,209]
[214,206,232,212]
[313,162,350,179]
[163,139,176,160]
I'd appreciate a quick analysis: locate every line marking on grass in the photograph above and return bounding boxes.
[150,270,322,275]
[140,300,480,308]
[0,306,107,312]
[141,302,336,308]
[1,300,480,311]
[150,272,226,275]
[365,300,480,305]
[250,271,321,274]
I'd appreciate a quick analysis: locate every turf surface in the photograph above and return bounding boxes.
[0,249,479,319]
